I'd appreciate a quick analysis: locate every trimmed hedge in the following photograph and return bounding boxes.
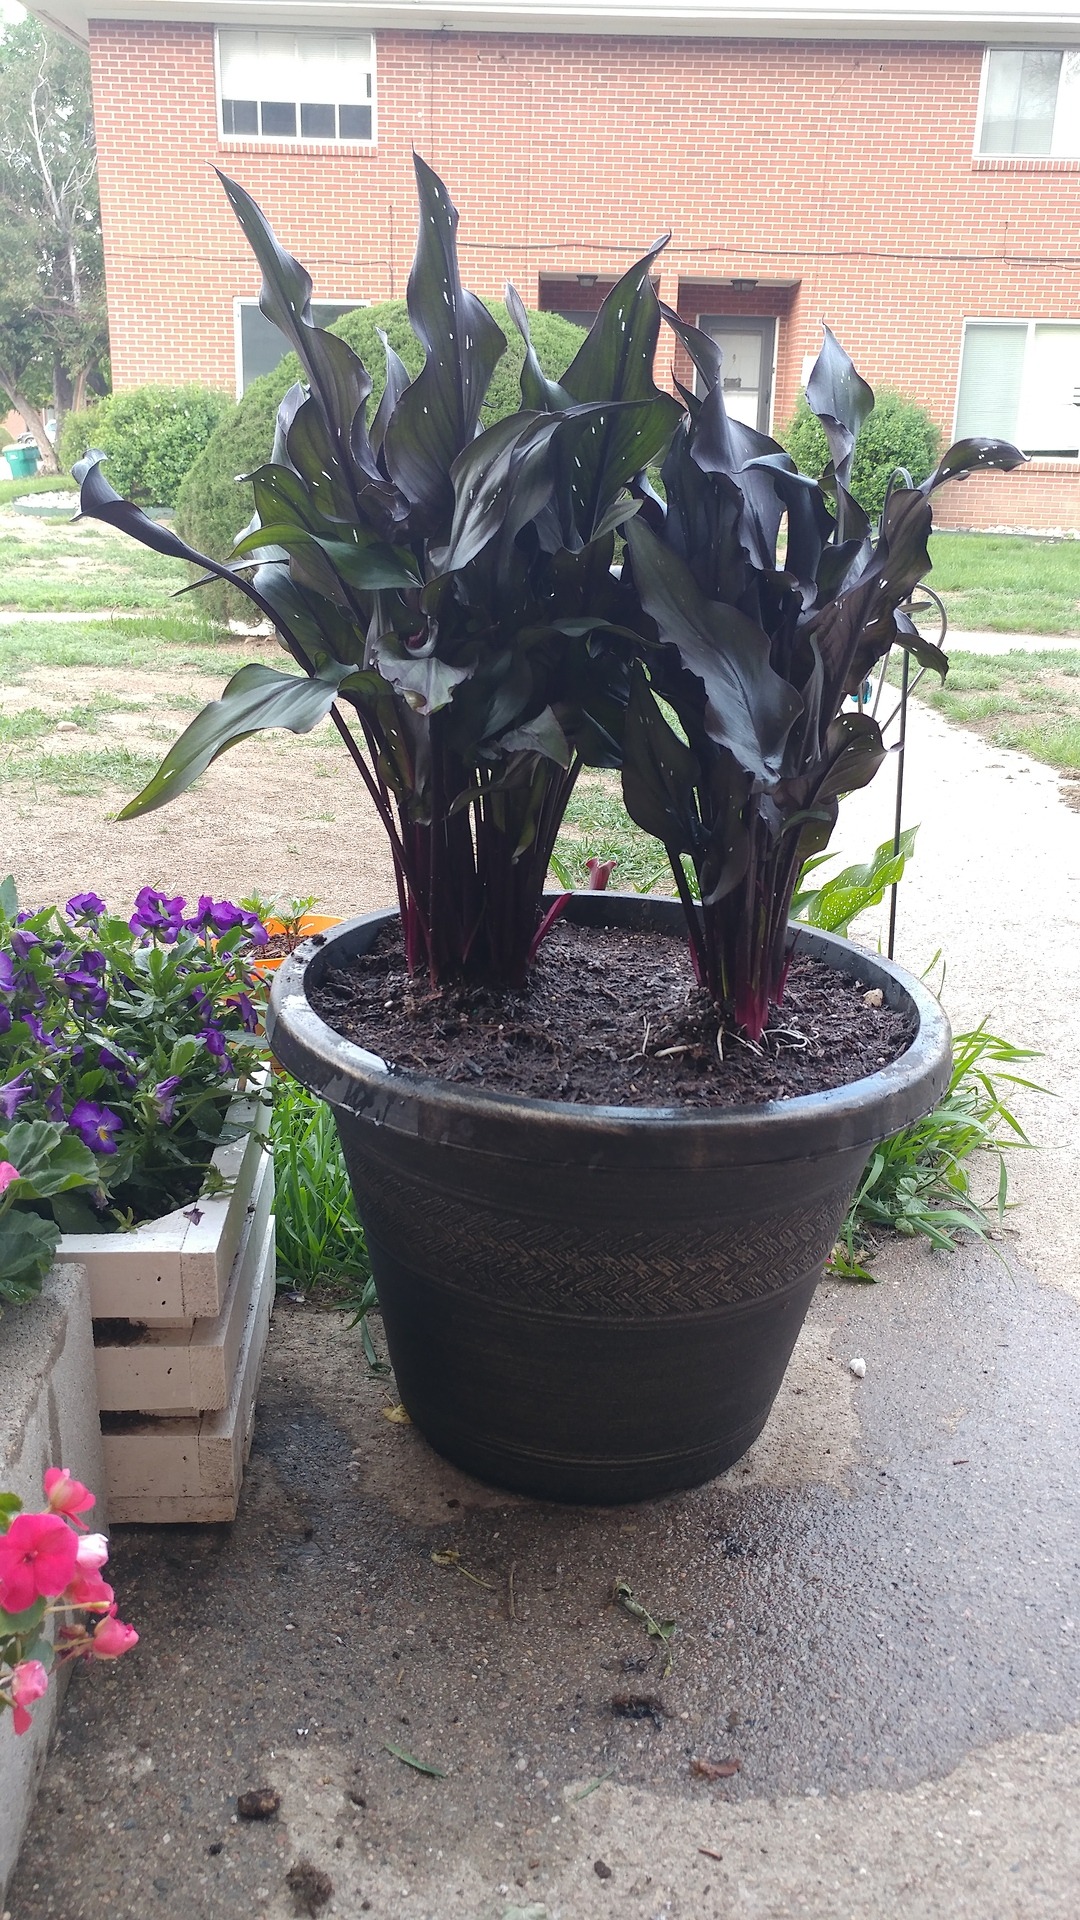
[173,301,588,613]
[780,386,942,519]
[57,384,232,509]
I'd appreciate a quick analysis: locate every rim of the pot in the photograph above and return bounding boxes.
[266,894,952,1165]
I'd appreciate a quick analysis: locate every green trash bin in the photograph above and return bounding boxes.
[3,444,40,481]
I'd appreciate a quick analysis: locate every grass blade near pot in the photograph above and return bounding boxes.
[830,1023,1045,1279]
[270,1075,383,1364]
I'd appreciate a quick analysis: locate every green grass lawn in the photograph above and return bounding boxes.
[925,533,1080,636]
[0,529,196,614]
[914,648,1080,771]
[0,614,250,679]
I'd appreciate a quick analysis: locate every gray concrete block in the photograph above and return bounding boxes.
[0,1264,103,1906]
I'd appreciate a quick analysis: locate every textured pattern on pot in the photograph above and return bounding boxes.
[268,895,951,1504]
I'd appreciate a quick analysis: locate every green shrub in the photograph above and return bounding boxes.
[173,301,588,616]
[57,384,232,509]
[781,385,942,519]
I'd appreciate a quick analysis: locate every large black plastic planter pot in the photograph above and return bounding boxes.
[267,895,951,1504]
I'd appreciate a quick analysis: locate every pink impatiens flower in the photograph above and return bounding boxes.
[9,1660,49,1735]
[64,1533,113,1611]
[0,1512,79,1613]
[0,1161,19,1196]
[43,1467,95,1531]
[89,1607,138,1660]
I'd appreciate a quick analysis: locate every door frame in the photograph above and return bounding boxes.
[696,315,777,434]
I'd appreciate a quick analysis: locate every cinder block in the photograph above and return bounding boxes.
[0,1265,105,1905]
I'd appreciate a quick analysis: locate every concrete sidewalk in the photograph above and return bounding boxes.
[7,703,1080,1920]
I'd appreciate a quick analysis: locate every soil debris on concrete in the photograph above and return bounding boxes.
[236,1787,280,1820]
[284,1858,333,1916]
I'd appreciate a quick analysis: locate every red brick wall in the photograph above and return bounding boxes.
[88,22,1080,530]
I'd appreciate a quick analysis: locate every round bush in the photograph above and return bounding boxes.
[173,301,588,610]
[57,384,233,509]
[780,386,942,519]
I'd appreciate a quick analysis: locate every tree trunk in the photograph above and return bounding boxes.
[2,389,59,472]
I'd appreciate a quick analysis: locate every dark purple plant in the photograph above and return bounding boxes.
[74,157,678,991]
[617,319,1024,1039]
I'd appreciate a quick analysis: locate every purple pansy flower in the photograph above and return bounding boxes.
[0,953,14,994]
[45,1083,66,1123]
[200,1027,230,1073]
[68,1100,124,1154]
[80,950,107,976]
[65,892,107,922]
[0,1006,10,1036]
[0,1075,32,1120]
[153,1075,183,1125]
[129,888,185,943]
[58,970,109,1017]
[225,991,258,1033]
[184,896,244,936]
[10,929,38,960]
[239,908,269,949]
[99,1045,138,1089]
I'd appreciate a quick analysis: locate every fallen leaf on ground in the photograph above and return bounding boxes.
[431,1547,496,1589]
[382,1403,411,1424]
[383,1741,447,1778]
[691,1757,741,1780]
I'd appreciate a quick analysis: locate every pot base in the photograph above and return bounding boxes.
[368,1228,822,1503]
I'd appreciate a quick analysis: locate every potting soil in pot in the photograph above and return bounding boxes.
[309,921,915,1109]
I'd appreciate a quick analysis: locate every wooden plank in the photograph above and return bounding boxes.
[102,1212,275,1524]
[92,1154,274,1414]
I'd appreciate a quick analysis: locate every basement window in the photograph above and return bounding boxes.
[217,31,375,144]
[234,298,368,396]
[977,48,1080,155]
[955,321,1080,457]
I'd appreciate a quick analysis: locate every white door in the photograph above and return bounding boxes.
[698,319,776,432]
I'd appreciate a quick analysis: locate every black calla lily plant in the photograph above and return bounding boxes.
[76,157,1023,1040]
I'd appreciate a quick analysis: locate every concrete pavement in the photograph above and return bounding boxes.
[6,698,1080,1920]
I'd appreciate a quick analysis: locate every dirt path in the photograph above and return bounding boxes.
[1,658,398,919]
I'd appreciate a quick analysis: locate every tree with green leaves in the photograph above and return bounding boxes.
[0,16,107,467]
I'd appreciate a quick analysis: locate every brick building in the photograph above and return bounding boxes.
[33,1,1080,529]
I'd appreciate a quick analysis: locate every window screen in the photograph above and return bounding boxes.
[956,322,1080,457]
[237,302,364,393]
[979,48,1080,155]
[219,31,374,144]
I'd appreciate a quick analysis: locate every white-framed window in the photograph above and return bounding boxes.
[977,47,1080,155]
[955,321,1080,458]
[217,30,376,144]
[234,298,369,396]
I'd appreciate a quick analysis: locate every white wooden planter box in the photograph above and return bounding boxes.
[92,1152,274,1415]
[47,1077,276,1523]
[100,1212,275,1524]
[52,1081,271,1326]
